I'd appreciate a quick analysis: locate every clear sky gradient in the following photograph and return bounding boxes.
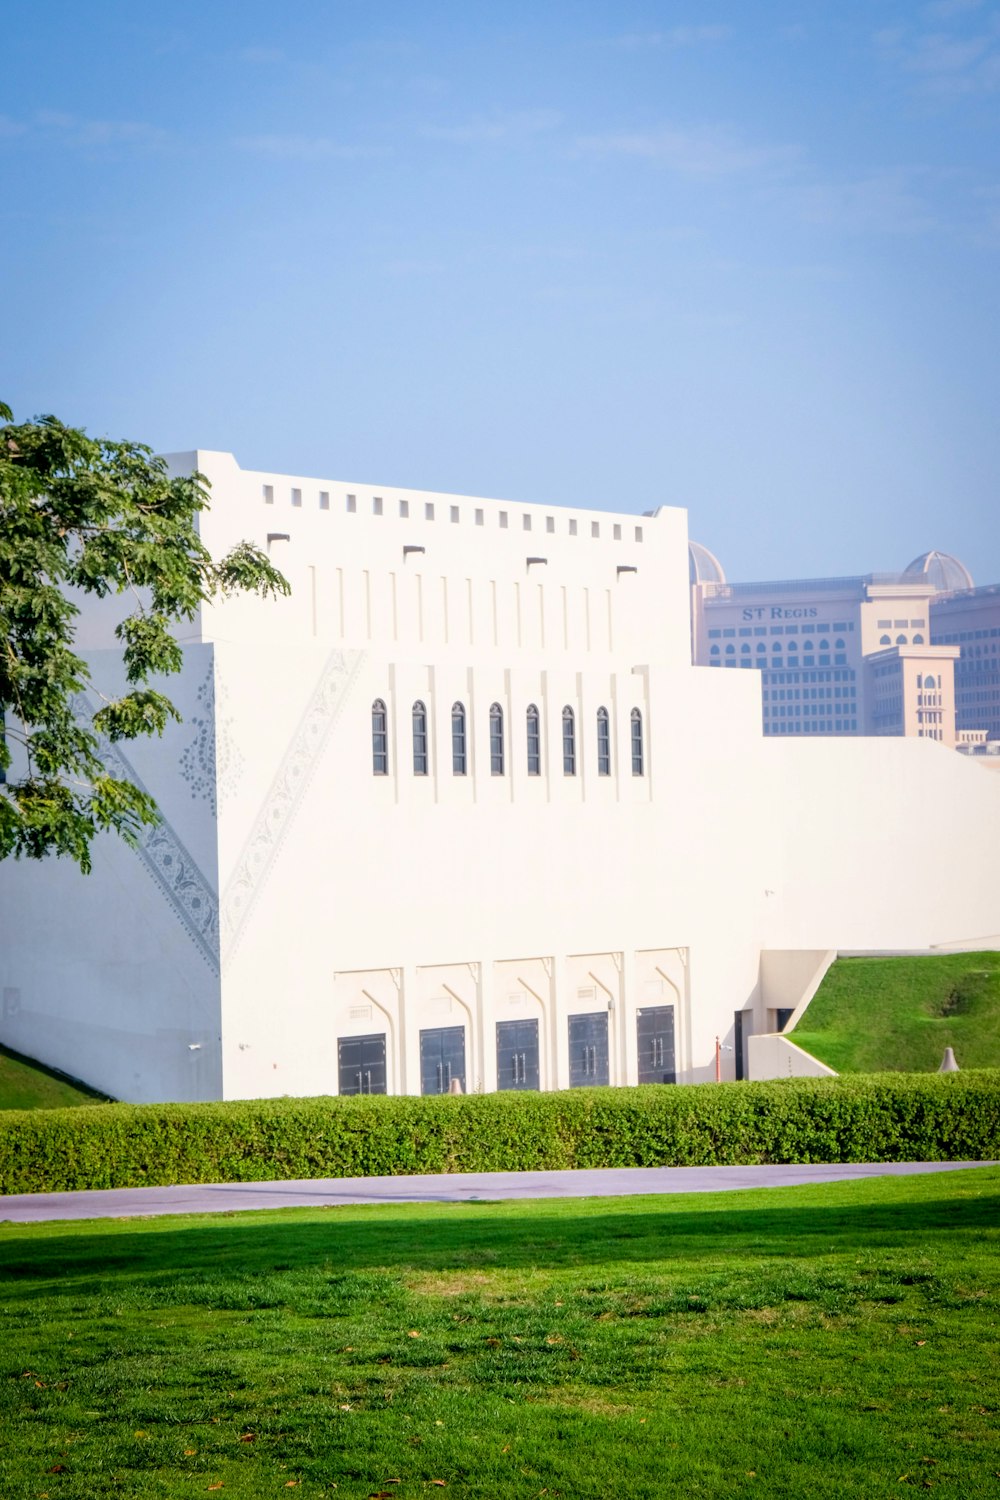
[2,1,997,583]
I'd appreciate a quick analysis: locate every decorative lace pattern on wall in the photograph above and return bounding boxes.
[73,692,221,975]
[220,649,364,966]
[179,664,245,814]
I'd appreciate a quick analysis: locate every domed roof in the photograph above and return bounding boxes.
[689,540,726,586]
[902,550,973,593]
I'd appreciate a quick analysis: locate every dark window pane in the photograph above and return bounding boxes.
[562,706,576,775]
[596,706,610,776]
[452,702,467,775]
[631,708,644,776]
[526,704,541,775]
[372,699,389,775]
[489,703,504,775]
[412,700,428,775]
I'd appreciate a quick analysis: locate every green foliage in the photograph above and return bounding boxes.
[0,400,290,871]
[1,1171,999,1496]
[2,1072,998,1195]
[791,952,1000,1073]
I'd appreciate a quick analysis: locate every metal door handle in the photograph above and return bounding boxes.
[365,1070,372,1093]
[356,1071,363,1093]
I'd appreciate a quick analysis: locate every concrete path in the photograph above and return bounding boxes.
[0,1160,993,1224]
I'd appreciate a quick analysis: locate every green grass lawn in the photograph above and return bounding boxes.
[0,1046,108,1112]
[790,953,1000,1074]
[1,1170,999,1498]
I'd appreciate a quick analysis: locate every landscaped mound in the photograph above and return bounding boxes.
[0,1043,109,1113]
[2,1071,998,1195]
[790,952,1000,1073]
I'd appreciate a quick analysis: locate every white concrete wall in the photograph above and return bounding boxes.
[0,645,223,1102]
[760,950,836,1030]
[748,1033,837,1080]
[166,450,693,673]
[762,737,1000,952]
[210,639,771,1097]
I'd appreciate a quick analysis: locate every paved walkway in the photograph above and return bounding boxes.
[0,1160,993,1224]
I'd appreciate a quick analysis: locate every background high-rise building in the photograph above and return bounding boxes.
[689,545,998,753]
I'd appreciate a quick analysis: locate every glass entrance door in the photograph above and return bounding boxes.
[637,1006,676,1084]
[568,1011,610,1087]
[338,1033,387,1095]
[420,1025,467,1095]
[496,1018,540,1091]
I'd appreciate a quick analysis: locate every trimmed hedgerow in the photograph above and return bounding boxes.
[1,1071,998,1196]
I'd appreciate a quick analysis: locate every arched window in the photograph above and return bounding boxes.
[630,708,644,776]
[880,635,891,645]
[913,633,924,644]
[562,706,576,775]
[756,642,766,653]
[489,703,505,775]
[412,701,428,775]
[526,704,541,775]
[835,639,845,649]
[725,644,735,655]
[803,641,814,652]
[372,699,389,776]
[596,706,611,776]
[451,702,467,775]
[896,634,907,645]
[741,644,751,654]
[710,645,720,656]
[820,640,829,650]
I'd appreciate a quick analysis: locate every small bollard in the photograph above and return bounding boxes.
[449,1077,463,1095]
[938,1047,959,1073]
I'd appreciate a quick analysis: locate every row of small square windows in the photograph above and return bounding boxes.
[372,700,645,778]
[710,635,848,648]
[764,720,857,733]
[711,638,847,651]
[263,484,643,542]
[764,687,858,702]
[708,623,855,637]
[711,651,849,667]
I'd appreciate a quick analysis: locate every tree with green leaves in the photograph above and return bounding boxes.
[0,402,290,872]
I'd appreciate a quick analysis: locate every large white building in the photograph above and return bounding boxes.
[1,452,999,1103]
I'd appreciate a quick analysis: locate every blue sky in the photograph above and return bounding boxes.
[2,1,998,583]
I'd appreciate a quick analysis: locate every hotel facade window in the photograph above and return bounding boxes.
[371,699,389,776]
[562,706,576,775]
[631,708,644,775]
[412,701,428,776]
[451,702,467,775]
[489,703,505,775]
[526,705,541,775]
[596,706,611,775]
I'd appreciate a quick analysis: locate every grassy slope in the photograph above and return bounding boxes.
[790,952,1000,1074]
[0,1045,108,1112]
[1,1169,999,1498]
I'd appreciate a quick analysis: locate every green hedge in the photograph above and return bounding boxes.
[2,1071,999,1197]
